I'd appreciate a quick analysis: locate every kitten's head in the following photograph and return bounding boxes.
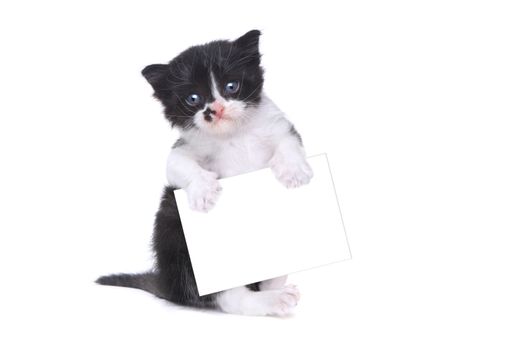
[142,30,264,135]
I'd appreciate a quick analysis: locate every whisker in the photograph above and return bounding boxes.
[224,54,257,73]
[238,71,245,98]
[239,81,264,103]
[175,96,197,115]
[224,45,233,65]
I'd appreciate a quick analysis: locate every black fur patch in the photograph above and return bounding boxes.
[290,124,303,146]
[151,186,218,307]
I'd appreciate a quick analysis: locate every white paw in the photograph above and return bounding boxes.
[270,159,313,188]
[268,284,301,316]
[185,171,222,212]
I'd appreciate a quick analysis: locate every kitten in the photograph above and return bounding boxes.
[97,30,313,316]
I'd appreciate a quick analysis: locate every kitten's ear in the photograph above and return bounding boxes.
[141,64,169,90]
[234,30,261,54]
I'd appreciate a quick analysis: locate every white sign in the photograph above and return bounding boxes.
[175,153,351,296]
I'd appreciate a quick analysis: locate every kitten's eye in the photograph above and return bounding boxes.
[224,81,240,94]
[185,93,201,106]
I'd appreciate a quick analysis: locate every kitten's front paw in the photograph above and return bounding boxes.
[270,159,313,188]
[185,171,222,212]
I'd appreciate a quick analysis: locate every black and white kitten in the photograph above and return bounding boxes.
[97,30,313,316]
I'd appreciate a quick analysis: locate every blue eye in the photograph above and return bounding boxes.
[185,93,201,106]
[224,81,240,94]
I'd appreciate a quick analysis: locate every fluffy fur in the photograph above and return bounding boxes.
[97,30,312,316]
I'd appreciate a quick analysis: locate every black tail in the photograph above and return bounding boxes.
[96,272,166,299]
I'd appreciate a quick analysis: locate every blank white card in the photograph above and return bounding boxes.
[175,153,351,296]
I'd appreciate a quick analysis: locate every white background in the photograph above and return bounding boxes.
[0,0,524,349]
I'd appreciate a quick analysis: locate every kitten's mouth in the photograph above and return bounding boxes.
[211,113,234,123]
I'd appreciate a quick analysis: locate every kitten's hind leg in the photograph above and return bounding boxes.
[259,275,288,291]
[216,285,300,316]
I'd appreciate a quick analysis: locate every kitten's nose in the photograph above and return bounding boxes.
[211,102,225,118]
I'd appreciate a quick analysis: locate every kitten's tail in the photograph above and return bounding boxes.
[95,272,166,299]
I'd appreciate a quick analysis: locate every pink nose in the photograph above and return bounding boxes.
[211,102,225,118]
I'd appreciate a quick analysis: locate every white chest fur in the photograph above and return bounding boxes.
[166,94,302,196]
[204,132,274,178]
